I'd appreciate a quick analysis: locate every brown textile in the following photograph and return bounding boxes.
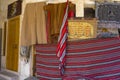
[44,2,75,43]
[21,2,47,46]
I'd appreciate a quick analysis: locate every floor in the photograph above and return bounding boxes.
[0,70,19,80]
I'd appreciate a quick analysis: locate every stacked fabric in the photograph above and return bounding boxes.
[36,37,120,80]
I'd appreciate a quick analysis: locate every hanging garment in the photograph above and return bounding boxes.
[44,2,75,43]
[21,2,47,46]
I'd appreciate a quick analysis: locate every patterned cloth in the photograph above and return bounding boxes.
[35,37,120,80]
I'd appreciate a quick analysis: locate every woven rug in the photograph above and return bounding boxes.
[36,37,120,80]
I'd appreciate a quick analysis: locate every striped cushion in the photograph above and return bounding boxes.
[35,37,120,80]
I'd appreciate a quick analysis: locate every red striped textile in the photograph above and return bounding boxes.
[36,44,61,80]
[64,37,120,80]
[35,37,120,80]
[56,0,69,76]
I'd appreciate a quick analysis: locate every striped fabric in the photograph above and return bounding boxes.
[35,37,120,80]
[57,0,68,76]
[36,44,61,80]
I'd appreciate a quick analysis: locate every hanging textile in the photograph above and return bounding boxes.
[35,37,120,80]
[57,0,68,76]
[21,2,47,46]
[44,2,75,43]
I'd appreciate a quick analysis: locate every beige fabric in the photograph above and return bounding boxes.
[21,2,47,46]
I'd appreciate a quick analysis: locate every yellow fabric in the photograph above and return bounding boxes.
[21,2,47,46]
